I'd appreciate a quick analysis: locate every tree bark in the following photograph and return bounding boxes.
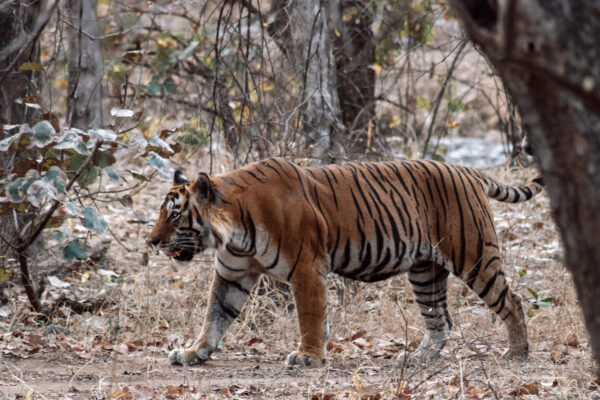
[0,0,44,125]
[450,0,600,377]
[330,0,376,158]
[66,0,104,129]
[286,0,345,164]
[0,0,45,256]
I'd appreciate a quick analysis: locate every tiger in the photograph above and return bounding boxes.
[147,157,543,367]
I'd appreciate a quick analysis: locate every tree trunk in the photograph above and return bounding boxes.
[286,0,345,164]
[0,0,44,256]
[330,0,375,158]
[0,0,44,125]
[66,0,104,129]
[450,0,600,377]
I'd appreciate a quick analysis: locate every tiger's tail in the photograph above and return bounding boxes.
[484,175,544,203]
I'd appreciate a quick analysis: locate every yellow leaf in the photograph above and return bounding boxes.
[67,218,74,228]
[388,115,401,129]
[54,78,68,90]
[157,37,177,49]
[447,120,460,128]
[81,272,90,283]
[369,63,382,74]
[0,268,9,284]
[19,62,43,72]
[259,82,275,92]
[97,0,110,18]
[334,28,341,38]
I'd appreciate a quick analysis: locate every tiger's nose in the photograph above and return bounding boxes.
[147,238,160,247]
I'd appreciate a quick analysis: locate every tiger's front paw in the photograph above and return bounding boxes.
[168,348,207,366]
[285,351,324,367]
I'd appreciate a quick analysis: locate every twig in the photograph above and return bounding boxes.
[421,39,467,158]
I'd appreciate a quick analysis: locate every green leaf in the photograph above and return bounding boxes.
[128,170,149,182]
[146,78,161,96]
[0,134,21,152]
[88,128,117,142]
[148,135,173,154]
[43,166,67,197]
[527,287,539,300]
[54,130,90,155]
[6,179,23,202]
[81,206,107,233]
[416,95,431,111]
[31,121,55,147]
[104,166,123,184]
[146,151,172,180]
[63,201,84,218]
[69,154,98,186]
[64,240,88,261]
[163,77,177,94]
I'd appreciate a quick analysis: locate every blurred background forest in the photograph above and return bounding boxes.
[0,0,529,308]
[4,1,591,399]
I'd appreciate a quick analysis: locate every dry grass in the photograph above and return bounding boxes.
[0,164,597,399]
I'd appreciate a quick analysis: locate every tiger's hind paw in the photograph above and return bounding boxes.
[285,351,324,367]
[168,348,207,366]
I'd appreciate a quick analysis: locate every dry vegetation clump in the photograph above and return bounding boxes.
[0,164,598,399]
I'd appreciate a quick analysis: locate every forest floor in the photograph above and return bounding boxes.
[1,164,598,399]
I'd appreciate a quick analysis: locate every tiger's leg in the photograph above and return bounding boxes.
[407,262,452,362]
[286,261,328,367]
[169,270,260,365]
[464,253,528,358]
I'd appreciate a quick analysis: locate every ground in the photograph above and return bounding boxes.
[1,165,598,399]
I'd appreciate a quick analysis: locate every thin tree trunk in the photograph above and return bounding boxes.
[287,0,345,164]
[450,0,600,377]
[66,0,104,129]
[330,0,375,157]
[0,0,45,256]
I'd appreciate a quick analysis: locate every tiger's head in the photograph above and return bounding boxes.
[147,170,230,263]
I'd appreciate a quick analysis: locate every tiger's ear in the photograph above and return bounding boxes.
[174,170,189,185]
[193,172,215,203]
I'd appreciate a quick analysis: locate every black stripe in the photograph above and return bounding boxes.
[254,165,268,178]
[409,269,449,288]
[464,238,483,288]
[442,164,466,275]
[287,241,304,281]
[490,285,509,309]
[216,294,240,320]
[336,239,351,272]
[478,269,500,300]
[348,165,374,218]
[216,271,250,295]
[349,189,365,225]
[265,236,282,269]
[217,257,245,272]
[241,169,265,183]
[261,160,283,179]
[320,167,339,210]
